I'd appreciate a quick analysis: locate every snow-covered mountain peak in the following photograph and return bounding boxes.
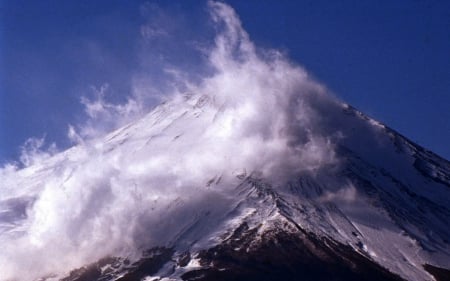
[1,2,449,281]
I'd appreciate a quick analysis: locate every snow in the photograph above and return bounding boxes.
[1,94,450,281]
[185,257,202,269]
[0,1,449,281]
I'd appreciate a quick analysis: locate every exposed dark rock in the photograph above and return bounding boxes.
[177,251,191,267]
[61,257,121,281]
[60,247,174,281]
[424,264,450,281]
[182,222,406,281]
[117,247,174,281]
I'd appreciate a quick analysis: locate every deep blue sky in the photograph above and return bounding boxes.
[1,0,449,164]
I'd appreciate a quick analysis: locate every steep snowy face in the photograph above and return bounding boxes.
[1,2,450,281]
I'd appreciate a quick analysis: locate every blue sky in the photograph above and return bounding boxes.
[1,0,449,164]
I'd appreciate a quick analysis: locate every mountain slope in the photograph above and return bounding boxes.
[1,2,449,281]
[10,94,447,281]
[1,91,450,281]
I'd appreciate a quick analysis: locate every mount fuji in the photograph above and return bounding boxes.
[1,2,449,281]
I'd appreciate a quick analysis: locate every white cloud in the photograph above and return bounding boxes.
[0,2,349,279]
[67,124,84,145]
[140,25,169,40]
[77,84,143,139]
[319,182,358,203]
[18,137,57,167]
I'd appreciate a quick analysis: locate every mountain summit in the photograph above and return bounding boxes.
[1,2,449,281]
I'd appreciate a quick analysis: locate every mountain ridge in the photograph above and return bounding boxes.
[1,93,450,281]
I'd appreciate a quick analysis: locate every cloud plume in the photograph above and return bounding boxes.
[0,2,347,280]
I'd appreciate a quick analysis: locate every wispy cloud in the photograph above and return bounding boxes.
[76,84,143,140]
[18,137,57,167]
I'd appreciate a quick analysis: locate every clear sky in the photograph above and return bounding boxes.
[1,0,449,164]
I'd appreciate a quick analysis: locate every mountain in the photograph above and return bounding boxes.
[2,93,449,281]
[62,100,450,281]
[1,2,449,281]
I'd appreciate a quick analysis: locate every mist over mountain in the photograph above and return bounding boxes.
[1,2,449,281]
